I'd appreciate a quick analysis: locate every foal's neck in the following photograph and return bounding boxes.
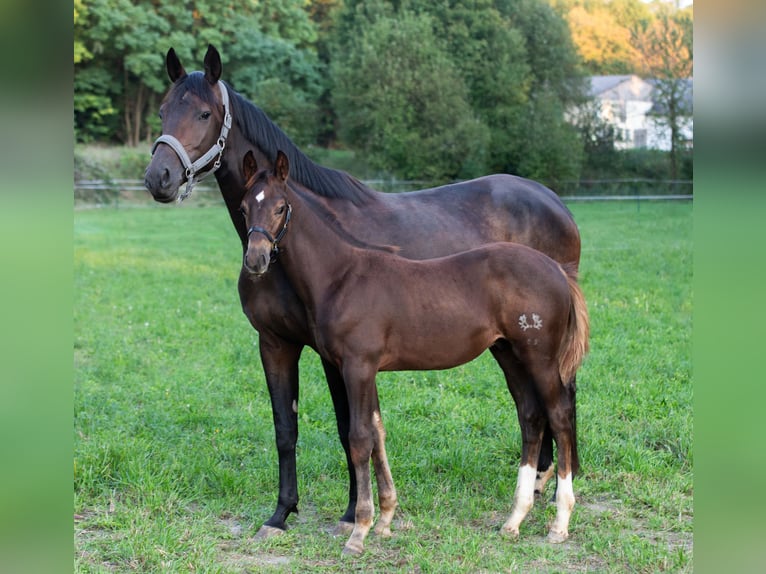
[280,183,369,305]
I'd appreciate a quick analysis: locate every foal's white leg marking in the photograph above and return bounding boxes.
[535,462,555,496]
[547,472,575,543]
[501,464,537,539]
[343,486,374,556]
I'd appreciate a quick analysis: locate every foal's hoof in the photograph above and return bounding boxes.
[500,526,520,540]
[254,524,285,540]
[547,529,569,544]
[341,542,364,557]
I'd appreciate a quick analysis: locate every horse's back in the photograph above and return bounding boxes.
[377,174,580,267]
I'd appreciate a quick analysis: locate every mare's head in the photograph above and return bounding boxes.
[241,150,292,276]
[144,45,231,203]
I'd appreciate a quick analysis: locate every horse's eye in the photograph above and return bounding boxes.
[200,111,211,120]
[276,205,285,215]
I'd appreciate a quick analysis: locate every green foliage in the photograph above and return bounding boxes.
[331,0,587,182]
[74,200,692,571]
[332,10,489,181]
[74,0,323,145]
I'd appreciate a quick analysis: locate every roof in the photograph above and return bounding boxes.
[588,75,693,115]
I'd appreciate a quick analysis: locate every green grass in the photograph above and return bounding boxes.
[74,200,692,572]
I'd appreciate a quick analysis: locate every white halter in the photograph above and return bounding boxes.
[151,81,232,203]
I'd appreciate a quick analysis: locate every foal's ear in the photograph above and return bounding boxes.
[203,44,222,84]
[243,151,258,183]
[166,48,186,82]
[275,151,290,182]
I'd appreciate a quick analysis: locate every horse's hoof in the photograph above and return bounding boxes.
[332,521,355,536]
[374,524,393,538]
[254,524,285,540]
[547,529,569,544]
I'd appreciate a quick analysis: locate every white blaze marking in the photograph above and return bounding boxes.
[256,190,265,203]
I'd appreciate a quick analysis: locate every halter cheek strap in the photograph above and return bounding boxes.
[151,81,232,203]
[246,203,292,262]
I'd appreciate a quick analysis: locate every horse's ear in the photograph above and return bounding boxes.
[166,48,186,82]
[243,151,258,183]
[203,44,222,84]
[275,151,289,182]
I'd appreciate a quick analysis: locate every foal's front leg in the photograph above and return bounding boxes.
[340,360,383,556]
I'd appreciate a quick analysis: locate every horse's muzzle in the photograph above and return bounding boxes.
[144,147,184,202]
[243,249,271,276]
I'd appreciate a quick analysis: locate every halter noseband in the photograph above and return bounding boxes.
[151,81,233,203]
[246,203,292,262]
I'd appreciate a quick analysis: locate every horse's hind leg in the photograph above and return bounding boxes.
[535,426,556,497]
[490,344,546,539]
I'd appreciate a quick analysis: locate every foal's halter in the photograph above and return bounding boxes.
[246,203,292,262]
[151,81,233,203]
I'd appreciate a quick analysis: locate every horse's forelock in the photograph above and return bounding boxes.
[168,72,220,108]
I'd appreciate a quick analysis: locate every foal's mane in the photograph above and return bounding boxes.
[285,180,398,254]
[176,73,375,206]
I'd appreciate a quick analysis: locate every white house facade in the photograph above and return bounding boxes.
[580,75,693,151]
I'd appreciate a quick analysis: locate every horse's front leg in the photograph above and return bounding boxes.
[320,358,357,531]
[255,333,303,538]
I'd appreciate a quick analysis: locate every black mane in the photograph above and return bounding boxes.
[178,73,375,206]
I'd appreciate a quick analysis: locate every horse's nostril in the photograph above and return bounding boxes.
[258,253,268,271]
[160,167,170,188]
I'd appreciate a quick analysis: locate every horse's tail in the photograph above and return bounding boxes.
[558,264,589,386]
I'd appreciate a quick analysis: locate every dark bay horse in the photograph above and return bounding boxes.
[240,150,589,554]
[143,44,582,539]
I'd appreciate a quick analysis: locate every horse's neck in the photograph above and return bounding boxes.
[281,185,360,306]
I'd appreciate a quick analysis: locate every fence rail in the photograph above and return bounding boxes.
[74,178,692,207]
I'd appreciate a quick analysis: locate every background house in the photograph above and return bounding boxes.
[584,75,693,151]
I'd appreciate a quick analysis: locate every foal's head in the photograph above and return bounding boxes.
[241,150,292,276]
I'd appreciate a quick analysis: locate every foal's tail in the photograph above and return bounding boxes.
[558,264,589,385]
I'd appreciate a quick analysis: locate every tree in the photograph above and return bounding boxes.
[632,5,693,178]
[331,10,489,181]
[331,0,587,183]
[74,0,324,146]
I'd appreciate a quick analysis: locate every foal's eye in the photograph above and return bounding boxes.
[200,111,211,120]
[275,205,285,215]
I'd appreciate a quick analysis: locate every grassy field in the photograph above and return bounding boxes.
[74,199,692,573]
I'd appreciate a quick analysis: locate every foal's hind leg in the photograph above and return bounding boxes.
[371,408,397,538]
[535,369,577,543]
[490,345,547,539]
